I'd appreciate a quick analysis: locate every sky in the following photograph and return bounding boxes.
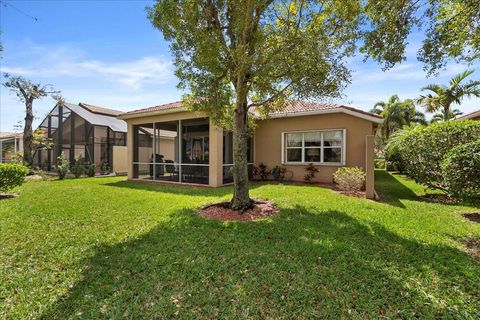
[1,0,479,132]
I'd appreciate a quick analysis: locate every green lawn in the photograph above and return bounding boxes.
[1,171,479,319]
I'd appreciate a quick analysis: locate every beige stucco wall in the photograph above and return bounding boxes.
[254,113,375,183]
[113,146,128,173]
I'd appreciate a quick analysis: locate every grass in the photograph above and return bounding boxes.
[1,171,479,319]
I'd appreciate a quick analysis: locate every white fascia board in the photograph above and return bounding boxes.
[118,107,186,120]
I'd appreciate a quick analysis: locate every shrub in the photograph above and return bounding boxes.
[56,153,69,180]
[0,163,29,192]
[304,163,319,182]
[441,140,480,199]
[390,120,480,191]
[100,161,110,175]
[271,165,287,182]
[374,158,386,169]
[253,162,270,181]
[86,163,96,177]
[333,167,366,191]
[71,156,85,178]
[385,129,411,172]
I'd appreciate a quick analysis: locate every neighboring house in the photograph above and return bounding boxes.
[118,101,382,197]
[454,108,480,121]
[0,132,23,163]
[32,102,128,171]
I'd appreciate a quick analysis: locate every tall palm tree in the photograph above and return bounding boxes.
[430,108,463,123]
[371,95,427,141]
[416,70,480,121]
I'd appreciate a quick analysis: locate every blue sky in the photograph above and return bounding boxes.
[1,0,479,132]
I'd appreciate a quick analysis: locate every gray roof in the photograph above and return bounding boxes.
[64,103,127,132]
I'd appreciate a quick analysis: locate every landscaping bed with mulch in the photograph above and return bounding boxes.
[464,238,480,260]
[198,200,279,221]
[462,212,480,223]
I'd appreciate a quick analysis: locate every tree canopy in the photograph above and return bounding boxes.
[148,0,480,209]
[416,70,480,121]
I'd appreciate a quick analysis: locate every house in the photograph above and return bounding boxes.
[0,132,23,163]
[455,109,480,121]
[32,102,128,172]
[119,101,382,198]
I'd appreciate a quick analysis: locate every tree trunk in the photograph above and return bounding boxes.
[23,98,34,167]
[443,105,450,121]
[231,94,251,211]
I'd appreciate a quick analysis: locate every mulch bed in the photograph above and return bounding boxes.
[0,193,17,200]
[464,238,480,260]
[462,213,480,223]
[198,200,279,221]
[420,194,459,204]
[331,187,366,198]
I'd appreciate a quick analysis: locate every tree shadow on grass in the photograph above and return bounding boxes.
[375,170,421,208]
[41,206,480,319]
[103,179,236,198]
[376,171,480,209]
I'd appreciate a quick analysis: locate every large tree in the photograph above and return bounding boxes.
[3,74,58,166]
[371,95,426,140]
[148,0,479,210]
[416,70,480,121]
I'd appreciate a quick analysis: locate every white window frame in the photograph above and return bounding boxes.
[281,129,346,166]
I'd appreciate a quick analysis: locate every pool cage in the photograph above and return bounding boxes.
[33,103,127,171]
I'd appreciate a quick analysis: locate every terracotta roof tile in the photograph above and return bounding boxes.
[121,100,382,121]
[122,101,183,116]
[252,101,383,119]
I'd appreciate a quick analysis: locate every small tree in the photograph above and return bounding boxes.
[3,74,59,167]
[56,153,69,180]
[148,0,480,210]
[416,70,480,121]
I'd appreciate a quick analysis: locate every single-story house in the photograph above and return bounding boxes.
[0,132,23,163]
[454,109,480,121]
[118,101,383,198]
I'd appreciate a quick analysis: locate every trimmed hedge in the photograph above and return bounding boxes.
[333,167,366,191]
[385,120,480,195]
[442,140,480,199]
[0,163,29,192]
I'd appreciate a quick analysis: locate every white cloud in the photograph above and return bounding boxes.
[2,44,174,89]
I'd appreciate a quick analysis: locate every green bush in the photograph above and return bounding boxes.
[441,140,480,199]
[100,161,110,175]
[86,163,96,177]
[385,129,411,172]
[304,163,319,182]
[56,153,69,180]
[390,120,480,191]
[0,163,29,192]
[253,162,270,181]
[374,158,386,169]
[333,167,366,191]
[71,156,85,178]
[271,165,287,182]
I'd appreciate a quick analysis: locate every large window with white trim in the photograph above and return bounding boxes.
[282,129,345,164]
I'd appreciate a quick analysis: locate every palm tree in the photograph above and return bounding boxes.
[371,95,427,141]
[416,70,480,121]
[430,109,463,123]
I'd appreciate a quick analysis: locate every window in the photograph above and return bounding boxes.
[283,129,345,164]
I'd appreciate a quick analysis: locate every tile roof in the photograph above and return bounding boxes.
[120,100,383,122]
[121,101,183,116]
[455,108,480,120]
[0,132,22,139]
[78,103,124,117]
[253,100,383,119]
